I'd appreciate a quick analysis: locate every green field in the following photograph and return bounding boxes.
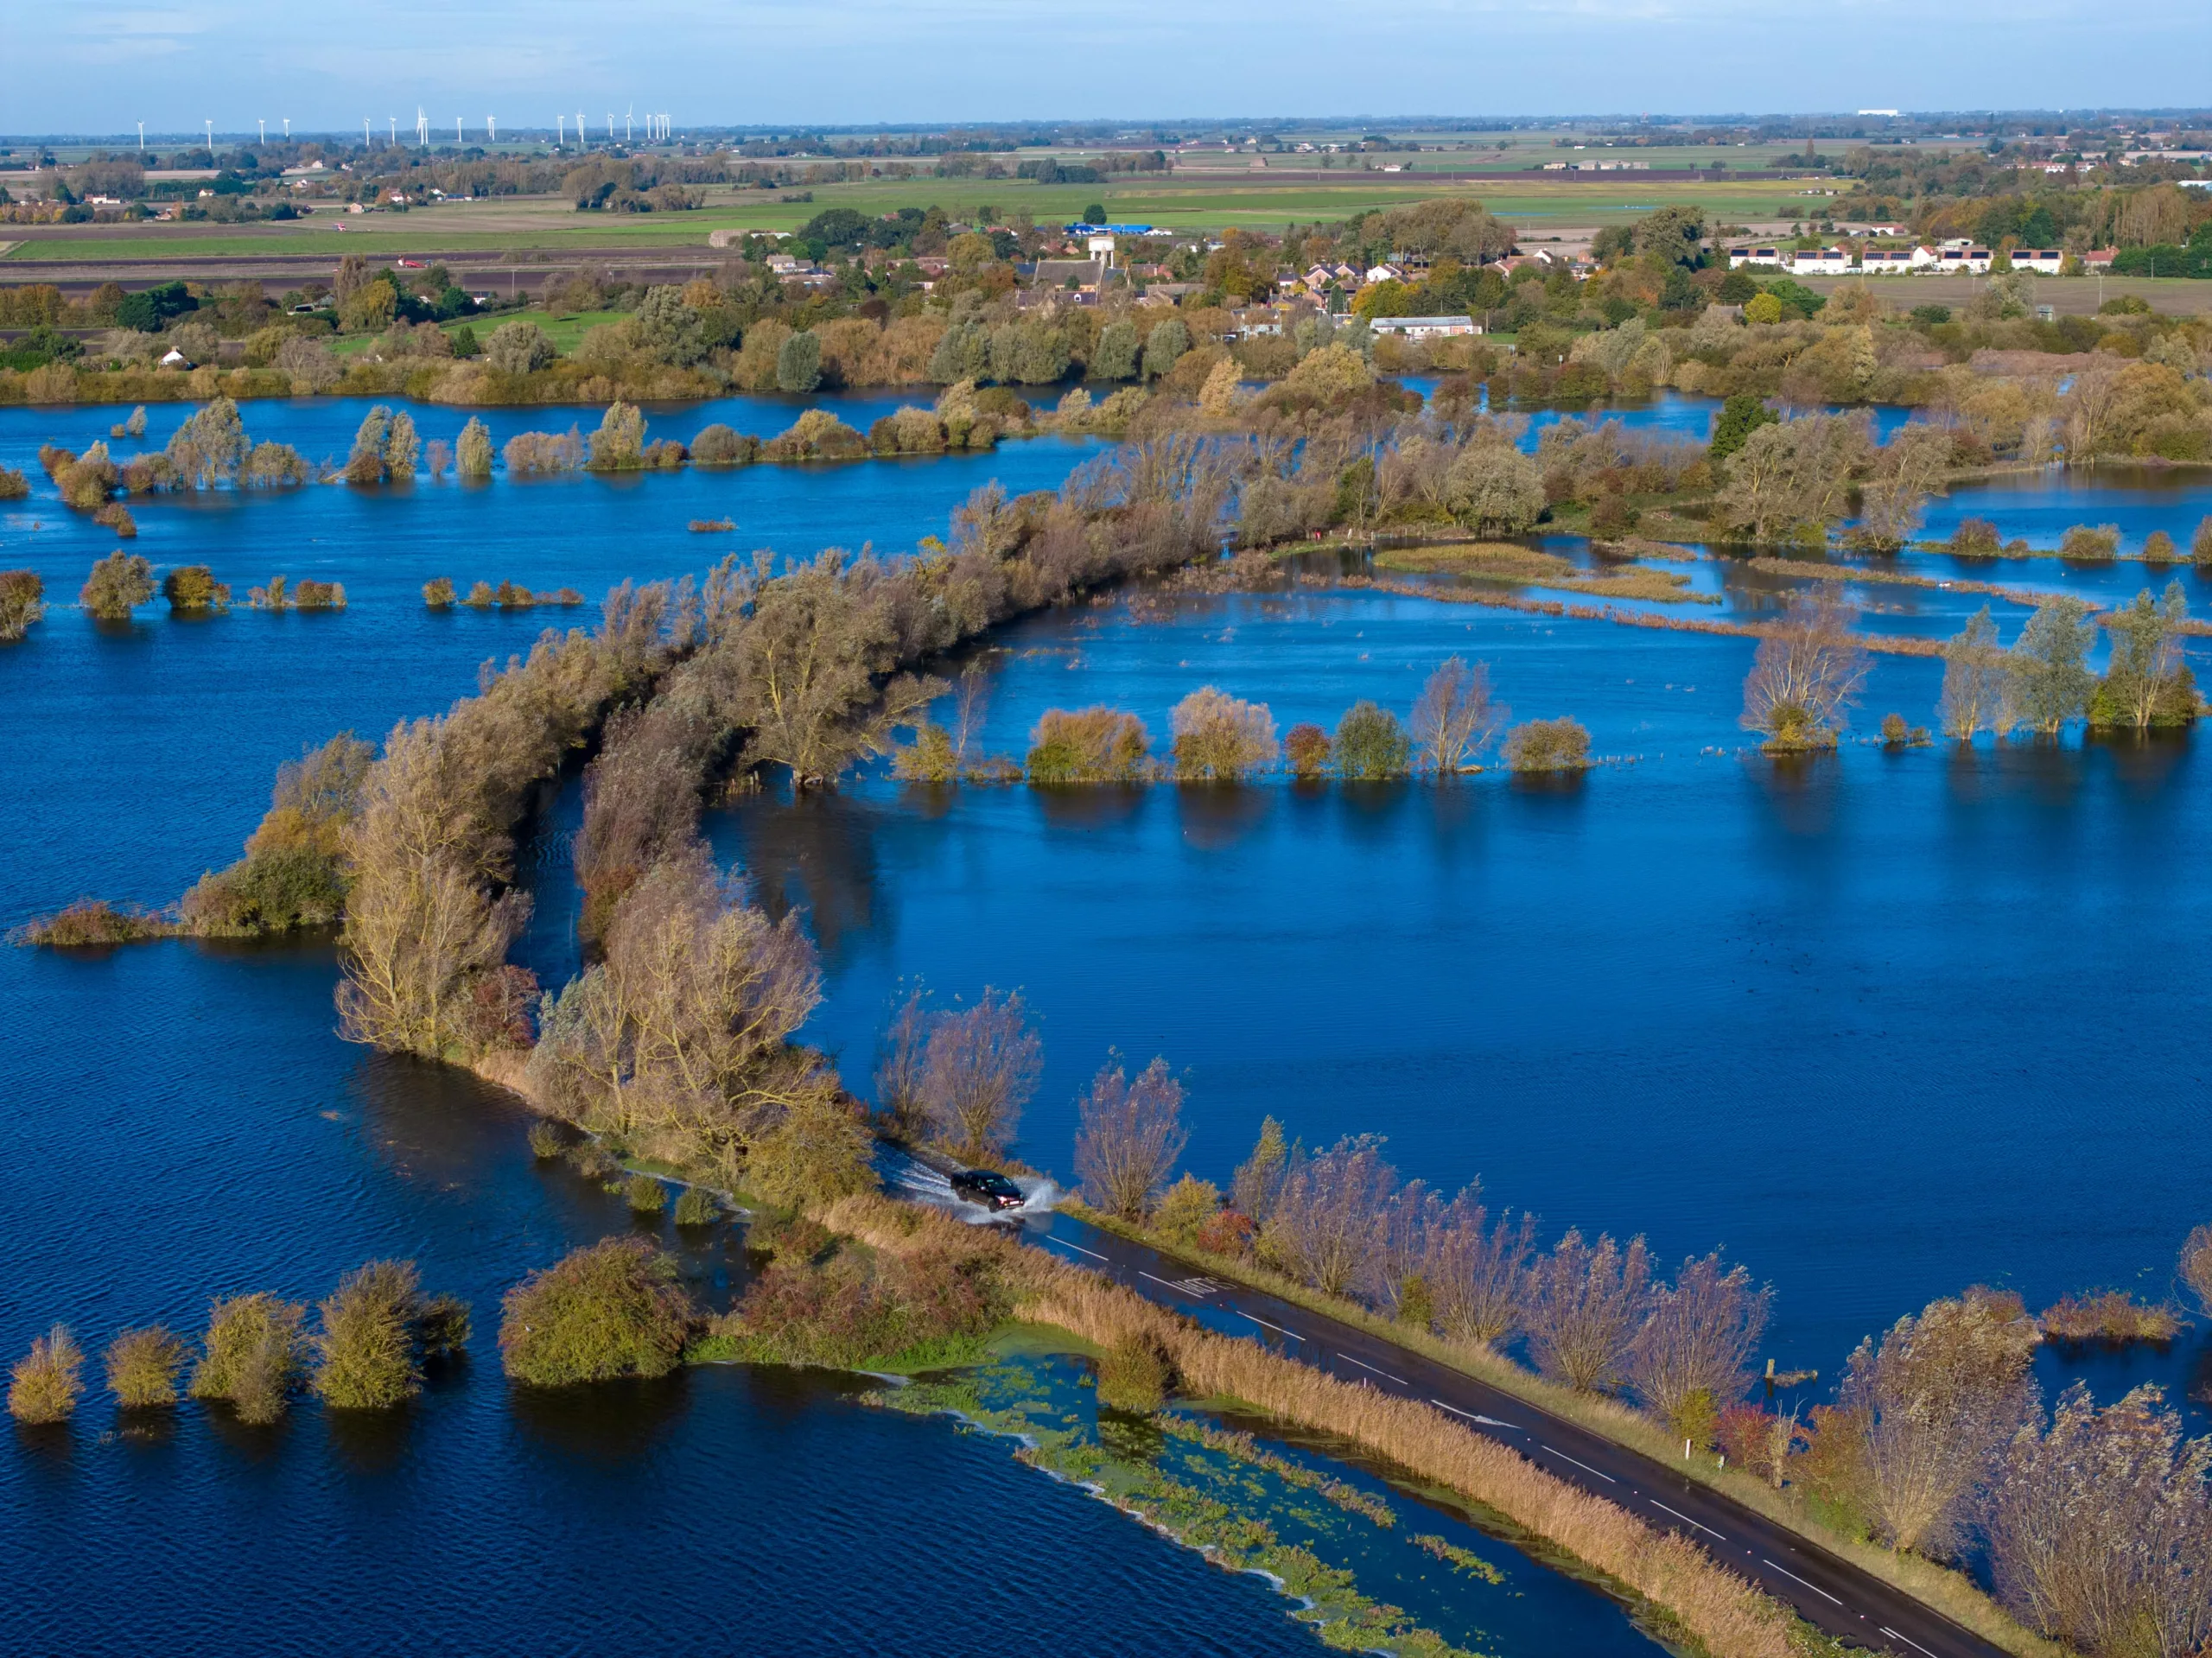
[327,307,626,356]
[1,169,1839,265]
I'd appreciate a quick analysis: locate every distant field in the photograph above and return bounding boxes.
[1796,272,2212,315]
[0,170,1844,267]
[327,307,624,356]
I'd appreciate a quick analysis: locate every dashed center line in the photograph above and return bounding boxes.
[1337,1353,1408,1385]
[1044,1236,1108,1262]
[1881,1626,1941,1657]
[1762,1558,1844,1607]
[1647,1498,1726,1541]
[1536,1443,1618,1483]
[1234,1309,1297,1338]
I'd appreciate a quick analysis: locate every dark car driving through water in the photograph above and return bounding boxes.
[949,1169,1026,1213]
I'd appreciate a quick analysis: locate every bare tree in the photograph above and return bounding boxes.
[2180,1223,2212,1317]
[1987,1382,2212,1657]
[1853,423,1953,551]
[1628,1253,1771,1439]
[1410,657,1507,774]
[951,663,993,770]
[918,988,1043,1159]
[1264,1134,1398,1298]
[1073,1054,1188,1219]
[1740,593,1871,748]
[1424,1195,1535,1350]
[1522,1230,1652,1394]
[1939,607,2009,740]
[873,981,931,1134]
[1841,1288,2040,1554]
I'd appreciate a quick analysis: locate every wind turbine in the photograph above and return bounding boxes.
[389,116,397,146]
[365,118,372,149]
[283,118,289,139]
[556,114,564,149]
[258,118,266,144]
[137,122,144,151]
[575,110,585,148]
[625,106,632,143]
[455,118,462,144]
[203,118,213,153]
[416,109,429,148]
[487,116,496,143]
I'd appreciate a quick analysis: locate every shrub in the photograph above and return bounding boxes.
[527,1120,566,1159]
[162,565,229,611]
[569,1141,620,1181]
[1504,718,1592,773]
[80,549,156,619]
[17,899,165,946]
[312,1260,427,1409]
[503,427,584,475]
[7,1324,84,1424]
[2193,518,2212,566]
[0,569,47,640]
[762,409,866,461]
[1096,1330,1175,1413]
[626,1172,668,1214]
[2144,530,2179,562]
[2183,1223,2212,1316]
[457,416,493,480]
[588,401,646,471]
[673,1186,718,1228]
[728,1242,1007,1371]
[2058,524,2120,561]
[1948,518,2003,556]
[892,722,958,783]
[1170,686,1278,780]
[1026,706,1151,783]
[690,423,759,467]
[104,1326,187,1408]
[1152,1174,1224,1246]
[417,1295,472,1360]
[92,502,137,537]
[1333,701,1411,779]
[1880,712,1909,746]
[190,1293,308,1423]
[423,575,456,608]
[499,1236,697,1387]
[0,464,29,500]
[777,329,823,393]
[2037,1290,2181,1346]
[1283,722,1331,778]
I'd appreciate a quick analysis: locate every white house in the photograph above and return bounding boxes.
[1727,247,1784,268]
[2008,250,2066,274]
[1931,247,1994,273]
[1363,263,1407,285]
[159,348,194,369]
[1364,314,1481,339]
[1785,247,1853,276]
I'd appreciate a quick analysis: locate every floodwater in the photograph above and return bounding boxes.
[0,393,1691,1655]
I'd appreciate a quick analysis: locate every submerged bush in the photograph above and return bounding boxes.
[625,1172,668,1215]
[727,1241,1008,1370]
[423,575,456,608]
[17,899,167,946]
[7,1324,85,1424]
[1025,706,1150,783]
[0,464,29,500]
[162,565,230,612]
[762,409,867,462]
[1333,702,1411,779]
[92,502,137,537]
[2144,530,2179,562]
[503,428,584,475]
[2194,518,2212,566]
[1504,718,1592,773]
[190,1293,308,1423]
[690,423,759,467]
[1171,687,1279,781]
[1283,722,1332,779]
[1948,518,2003,556]
[80,549,156,619]
[312,1260,429,1410]
[2037,1290,2181,1347]
[0,569,43,640]
[105,1325,187,1408]
[527,1120,567,1159]
[672,1186,719,1228]
[2058,524,2120,561]
[499,1236,697,1387]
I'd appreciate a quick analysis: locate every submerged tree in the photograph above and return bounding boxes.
[1411,657,1506,774]
[1842,1287,2039,1554]
[1170,686,1278,780]
[1423,1197,1535,1351]
[1333,701,1412,779]
[1073,1053,1188,1219]
[1522,1230,1652,1394]
[1230,1116,1294,1229]
[1265,1134,1399,1299]
[2003,598,2098,736]
[2091,581,2195,731]
[916,988,1044,1159]
[1628,1253,1771,1445]
[1938,606,2010,739]
[1740,593,1871,750]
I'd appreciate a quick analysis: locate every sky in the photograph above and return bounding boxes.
[10,0,2212,137]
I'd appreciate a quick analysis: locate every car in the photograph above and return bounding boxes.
[950,1169,1026,1212]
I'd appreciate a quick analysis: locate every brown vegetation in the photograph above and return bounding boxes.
[7,1324,85,1424]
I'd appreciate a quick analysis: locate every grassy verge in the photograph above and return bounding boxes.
[1375,539,1717,605]
[1071,1205,2066,1658]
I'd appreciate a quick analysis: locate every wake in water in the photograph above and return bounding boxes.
[885,1153,1060,1224]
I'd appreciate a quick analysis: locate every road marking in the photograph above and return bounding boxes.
[1536,1443,1618,1483]
[1647,1499,1726,1542]
[1139,1270,1201,1294]
[1044,1236,1108,1262]
[1762,1559,1843,1606]
[1337,1353,1408,1385]
[1879,1629,1940,1658]
[1235,1309,1298,1338]
[1429,1398,1526,1430]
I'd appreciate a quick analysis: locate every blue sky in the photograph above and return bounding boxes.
[12,0,2212,137]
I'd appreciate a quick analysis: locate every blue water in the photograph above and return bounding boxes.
[0,402,1693,1656]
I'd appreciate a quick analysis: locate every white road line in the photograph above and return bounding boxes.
[1536,1443,1618,1483]
[1138,1270,1197,1293]
[1427,1398,1525,1430]
[1879,1628,1940,1658]
[1337,1353,1408,1385]
[1044,1236,1109,1262]
[1647,1499,1726,1542]
[1235,1309,1297,1338]
[1762,1559,1844,1607]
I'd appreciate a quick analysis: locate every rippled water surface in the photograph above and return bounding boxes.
[6,393,2212,1649]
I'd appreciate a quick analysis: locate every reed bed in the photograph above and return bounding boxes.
[1746,556,2088,611]
[2036,1290,2182,1346]
[817,1194,1799,1658]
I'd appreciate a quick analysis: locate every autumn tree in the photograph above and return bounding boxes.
[1423,1197,1535,1350]
[917,988,1043,1159]
[1842,1288,2039,1553]
[1170,686,1278,780]
[1073,1054,1188,1219]
[2003,598,2098,735]
[1264,1134,1398,1298]
[1522,1230,1652,1394]
[1442,442,1544,535]
[1713,414,1871,544]
[1852,424,1953,552]
[1627,1253,1770,1445]
[2091,581,2194,730]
